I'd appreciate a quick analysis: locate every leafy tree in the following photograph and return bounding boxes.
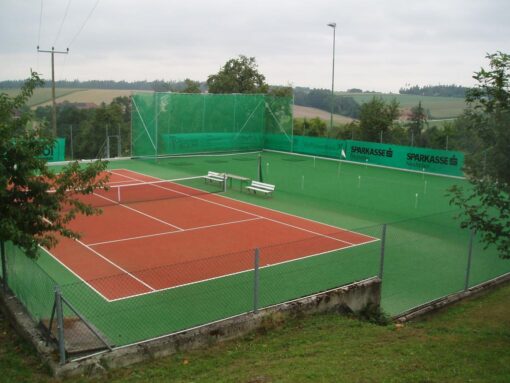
[181,78,201,94]
[0,71,109,259]
[152,80,173,92]
[293,118,327,137]
[207,55,269,94]
[407,101,428,145]
[449,52,510,259]
[358,97,400,142]
[268,85,293,98]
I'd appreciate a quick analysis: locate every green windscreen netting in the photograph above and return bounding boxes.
[132,93,293,157]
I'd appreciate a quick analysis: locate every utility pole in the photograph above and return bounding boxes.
[327,22,336,131]
[37,46,69,137]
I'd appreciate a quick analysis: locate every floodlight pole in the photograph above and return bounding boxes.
[327,22,336,131]
[37,46,69,137]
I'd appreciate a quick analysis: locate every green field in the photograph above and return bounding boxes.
[343,92,467,119]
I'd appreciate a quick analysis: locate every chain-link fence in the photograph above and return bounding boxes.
[1,213,509,365]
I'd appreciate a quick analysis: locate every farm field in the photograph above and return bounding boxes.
[293,105,354,124]
[0,88,82,107]
[34,89,136,107]
[343,92,467,119]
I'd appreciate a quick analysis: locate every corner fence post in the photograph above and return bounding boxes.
[54,285,66,365]
[464,230,475,292]
[253,248,260,314]
[1,241,7,292]
[378,224,387,280]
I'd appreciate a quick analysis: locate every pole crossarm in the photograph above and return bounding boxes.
[36,46,69,137]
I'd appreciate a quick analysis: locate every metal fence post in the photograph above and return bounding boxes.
[253,248,260,314]
[378,224,387,280]
[1,241,7,292]
[54,285,66,365]
[464,230,475,292]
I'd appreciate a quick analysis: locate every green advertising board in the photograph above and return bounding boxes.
[265,135,464,177]
[39,138,66,162]
[344,140,463,177]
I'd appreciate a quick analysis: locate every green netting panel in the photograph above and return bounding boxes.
[132,93,158,157]
[264,96,294,152]
[469,233,510,288]
[380,212,471,316]
[133,93,269,157]
[4,243,56,322]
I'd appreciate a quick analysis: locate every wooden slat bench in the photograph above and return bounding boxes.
[245,180,275,197]
[204,171,225,183]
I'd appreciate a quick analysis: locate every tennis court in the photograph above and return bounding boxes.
[47,169,377,302]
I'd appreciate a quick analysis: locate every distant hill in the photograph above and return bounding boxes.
[1,85,468,120]
[343,92,467,119]
[399,84,468,98]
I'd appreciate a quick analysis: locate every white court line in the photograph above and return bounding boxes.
[107,238,380,303]
[92,190,184,231]
[86,217,262,247]
[38,245,112,302]
[52,168,379,302]
[74,238,156,292]
[114,168,379,241]
[111,169,358,246]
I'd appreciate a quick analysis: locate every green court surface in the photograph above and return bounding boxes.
[106,151,509,316]
[3,150,509,354]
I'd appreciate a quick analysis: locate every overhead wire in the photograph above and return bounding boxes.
[36,0,44,71]
[53,0,73,47]
[67,0,101,48]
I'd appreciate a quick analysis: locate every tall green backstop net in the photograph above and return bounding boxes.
[131,93,293,157]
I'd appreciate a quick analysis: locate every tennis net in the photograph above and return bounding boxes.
[65,175,225,209]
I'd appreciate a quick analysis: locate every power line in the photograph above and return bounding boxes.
[53,0,73,46]
[67,0,101,48]
[37,0,44,47]
[36,0,44,70]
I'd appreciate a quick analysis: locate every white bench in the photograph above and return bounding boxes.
[245,181,275,197]
[204,171,225,183]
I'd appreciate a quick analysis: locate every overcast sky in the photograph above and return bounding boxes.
[1,0,509,92]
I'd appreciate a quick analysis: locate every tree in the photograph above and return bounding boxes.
[0,71,109,259]
[358,97,400,142]
[407,101,428,146]
[449,52,510,259]
[181,78,201,94]
[207,55,269,94]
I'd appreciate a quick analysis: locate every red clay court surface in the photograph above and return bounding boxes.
[46,169,379,301]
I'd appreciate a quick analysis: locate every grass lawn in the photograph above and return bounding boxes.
[1,282,509,382]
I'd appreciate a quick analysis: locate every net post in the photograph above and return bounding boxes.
[54,285,66,365]
[253,248,260,314]
[464,229,475,291]
[378,224,387,280]
[0,240,7,293]
[223,173,227,193]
